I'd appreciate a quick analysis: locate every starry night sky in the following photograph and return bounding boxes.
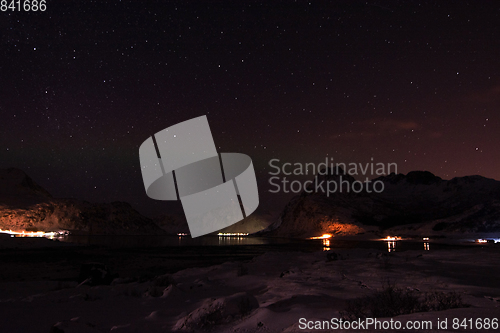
[1,1,500,217]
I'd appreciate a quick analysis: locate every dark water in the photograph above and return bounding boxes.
[57,234,474,252]
[61,235,311,248]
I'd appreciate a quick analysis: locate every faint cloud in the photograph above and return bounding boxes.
[468,85,500,103]
[330,118,418,140]
[373,119,419,131]
[429,131,443,138]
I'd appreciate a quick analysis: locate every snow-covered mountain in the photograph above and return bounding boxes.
[264,168,500,237]
[0,168,165,235]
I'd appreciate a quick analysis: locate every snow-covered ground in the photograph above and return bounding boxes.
[0,237,499,332]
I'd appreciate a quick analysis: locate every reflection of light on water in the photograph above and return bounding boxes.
[382,236,400,252]
[219,236,243,245]
[387,241,396,252]
[323,238,331,251]
[424,242,430,250]
[178,233,188,245]
[218,235,245,245]
[308,234,332,251]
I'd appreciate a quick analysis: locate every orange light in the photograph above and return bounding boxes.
[0,229,63,238]
[310,233,332,240]
[383,236,401,241]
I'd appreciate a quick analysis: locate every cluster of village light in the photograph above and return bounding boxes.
[383,236,402,241]
[217,233,249,236]
[0,229,69,238]
[476,238,500,243]
[308,234,332,251]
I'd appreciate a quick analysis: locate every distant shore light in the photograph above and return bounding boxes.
[217,233,249,237]
[309,234,332,240]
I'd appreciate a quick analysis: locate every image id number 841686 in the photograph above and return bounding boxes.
[1,0,47,11]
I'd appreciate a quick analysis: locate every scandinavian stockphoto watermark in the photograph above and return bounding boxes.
[268,157,397,195]
[139,116,259,238]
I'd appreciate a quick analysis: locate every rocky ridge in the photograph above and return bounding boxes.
[264,167,500,237]
[0,168,164,235]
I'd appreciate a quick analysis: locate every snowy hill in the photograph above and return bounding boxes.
[0,168,165,235]
[264,168,500,237]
